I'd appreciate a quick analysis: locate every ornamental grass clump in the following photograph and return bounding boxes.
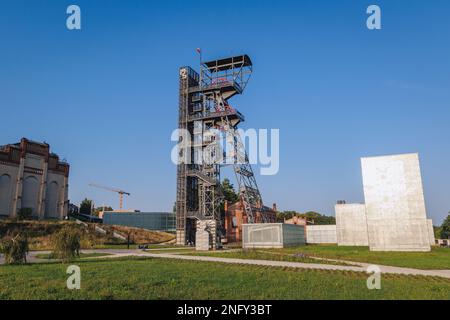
[52,226,81,262]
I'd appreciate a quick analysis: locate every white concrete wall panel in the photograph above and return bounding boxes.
[335,203,369,246]
[427,219,435,246]
[196,220,217,251]
[306,225,337,244]
[361,153,430,252]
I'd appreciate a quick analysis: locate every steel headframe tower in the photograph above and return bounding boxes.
[176,54,268,248]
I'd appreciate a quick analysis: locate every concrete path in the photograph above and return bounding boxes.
[2,249,450,279]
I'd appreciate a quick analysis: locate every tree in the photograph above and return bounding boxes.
[221,178,239,204]
[92,206,113,217]
[440,214,450,239]
[299,211,336,225]
[79,198,93,215]
[276,211,296,222]
[276,210,336,225]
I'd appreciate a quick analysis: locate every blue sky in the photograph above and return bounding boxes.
[1,0,449,224]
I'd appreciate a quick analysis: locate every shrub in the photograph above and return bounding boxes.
[0,233,29,264]
[17,208,33,221]
[52,226,81,262]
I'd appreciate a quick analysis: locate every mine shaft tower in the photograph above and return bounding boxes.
[176,54,267,247]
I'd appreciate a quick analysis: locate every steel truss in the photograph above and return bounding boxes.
[176,55,268,247]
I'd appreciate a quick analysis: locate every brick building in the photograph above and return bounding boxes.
[0,138,69,219]
[224,200,277,243]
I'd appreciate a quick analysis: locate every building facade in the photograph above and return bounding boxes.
[0,138,69,219]
[224,200,277,243]
[102,211,176,232]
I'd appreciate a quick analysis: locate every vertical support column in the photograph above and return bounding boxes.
[37,160,48,220]
[176,67,190,246]
[61,175,69,219]
[11,157,25,218]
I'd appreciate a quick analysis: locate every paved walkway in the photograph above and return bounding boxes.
[2,249,450,279]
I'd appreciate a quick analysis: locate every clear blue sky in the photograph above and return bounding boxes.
[1,0,449,224]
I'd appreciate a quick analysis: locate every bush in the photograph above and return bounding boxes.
[17,208,33,221]
[0,233,29,264]
[52,226,81,262]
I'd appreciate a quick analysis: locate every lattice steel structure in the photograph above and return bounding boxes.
[176,55,268,247]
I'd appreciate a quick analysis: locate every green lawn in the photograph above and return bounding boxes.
[252,245,450,270]
[187,249,355,266]
[145,248,196,254]
[92,244,178,250]
[35,252,112,260]
[91,244,139,249]
[0,257,449,299]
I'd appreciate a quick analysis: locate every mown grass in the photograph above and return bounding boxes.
[187,249,355,266]
[261,245,450,270]
[145,248,196,254]
[92,244,178,250]
[35,252,112,260]
[0,257,449,300]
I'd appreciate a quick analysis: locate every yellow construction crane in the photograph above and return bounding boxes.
[89,183,130,211]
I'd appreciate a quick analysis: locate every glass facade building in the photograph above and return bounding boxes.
[103,212,176,232]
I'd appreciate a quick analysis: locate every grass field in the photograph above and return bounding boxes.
[188,249,355,266]
[35,252,112,260]
[266,245,450,270]
[0,257,449,300]
[185,245,450,270]
[145,248,196,254]
[187,245,450,270]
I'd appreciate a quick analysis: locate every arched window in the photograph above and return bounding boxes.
[0,174,12,216]
[45,181,59,219]
[22,176,39,216]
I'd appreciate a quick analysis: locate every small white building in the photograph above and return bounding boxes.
[0,138,69,219]
[243,223,306,249]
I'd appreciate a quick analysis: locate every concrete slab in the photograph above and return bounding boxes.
[361,153,431,252]
[196,220,217,251]
[335,203,369,246]
[427,219,436,246]
[306,225,337,244]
